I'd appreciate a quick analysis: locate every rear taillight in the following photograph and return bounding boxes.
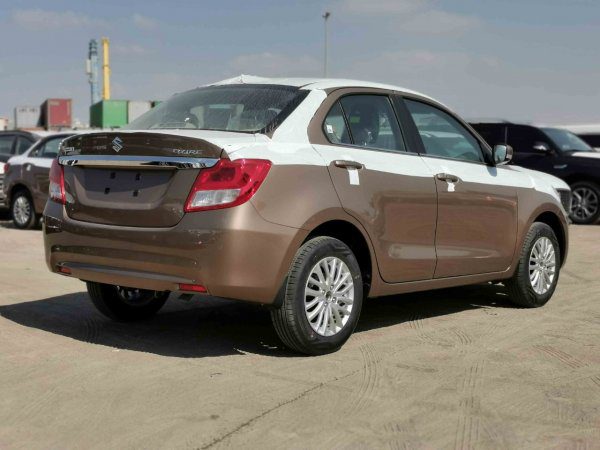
[49,159,65,204]
[184,159,271,212]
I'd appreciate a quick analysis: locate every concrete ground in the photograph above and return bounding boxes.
[0,213,599,449]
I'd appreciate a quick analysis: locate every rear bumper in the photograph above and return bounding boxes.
[43,200,307,304]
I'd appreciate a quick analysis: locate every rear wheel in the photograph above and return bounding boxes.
[271,236,363,355]
[505,223,560,308]
[86,282,169,321]
[570,181,600,224]
[11,190,37,229]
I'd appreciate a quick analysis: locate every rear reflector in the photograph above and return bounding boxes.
[178,283,207,293]
[184,159,271,212]
[57,265,71,275]
[49,158,66,204]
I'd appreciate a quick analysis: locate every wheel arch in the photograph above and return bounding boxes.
[303,219,374,297]
[533,210,567,266]
[8,183,32,206]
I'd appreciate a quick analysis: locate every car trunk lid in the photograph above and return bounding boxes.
[59,131,249,227]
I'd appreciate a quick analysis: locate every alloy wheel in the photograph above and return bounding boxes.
[528,237,557,295]
[571,186,599,222]
[13,196,32,226]
[304,257,355,337]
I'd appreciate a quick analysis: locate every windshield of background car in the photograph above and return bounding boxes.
[125,84,305,133]
[541,128,595,152]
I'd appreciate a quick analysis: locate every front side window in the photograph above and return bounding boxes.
[125,84,305,133]
[405,99,484,163]
[541,128,594,153]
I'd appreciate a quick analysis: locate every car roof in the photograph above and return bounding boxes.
[553,124,600,135]
[209,74,440,104]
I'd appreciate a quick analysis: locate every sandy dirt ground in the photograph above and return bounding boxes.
[0,215,599,449]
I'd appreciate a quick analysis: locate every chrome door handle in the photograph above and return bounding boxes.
[334,160,364,170]
[435,173,460,183]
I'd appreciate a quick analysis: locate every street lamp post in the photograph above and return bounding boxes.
[323,12,331,78]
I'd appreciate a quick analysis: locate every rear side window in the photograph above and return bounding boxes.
[38,137,64,158]
[506,125,547,153]
[17,137,34,154]
[323,102,351,144]
[405,99,484,163]
[580,134,600,148]
[471,123,507,147]
[0,136,14,155]
[323,95,406,152]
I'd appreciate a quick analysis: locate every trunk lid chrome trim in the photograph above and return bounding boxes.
[59,155,219,170]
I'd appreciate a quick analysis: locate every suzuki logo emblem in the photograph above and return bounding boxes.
[111,137,123,153]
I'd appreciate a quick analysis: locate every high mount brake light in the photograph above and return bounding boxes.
[184,159,271,212]
[49,159,66,204]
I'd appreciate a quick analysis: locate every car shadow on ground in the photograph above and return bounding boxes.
[0,283,515,358]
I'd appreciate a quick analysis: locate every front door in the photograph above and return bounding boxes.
[312,93,438,283]
[402,98,522,278]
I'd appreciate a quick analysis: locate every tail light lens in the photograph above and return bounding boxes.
[184,159,271,212]
[49,159,66,204]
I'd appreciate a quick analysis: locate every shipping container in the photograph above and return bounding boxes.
[127,100,152,123]
[40,98,72,129]
[90,100,128,128]
[14,106,40,129]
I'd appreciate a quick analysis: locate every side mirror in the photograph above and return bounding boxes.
[493,144,513,165]
[533,141,551,153]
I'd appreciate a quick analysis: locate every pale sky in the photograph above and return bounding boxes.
[1,0,599,125]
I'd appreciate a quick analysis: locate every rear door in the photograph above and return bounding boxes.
[401,97,521,278]
[311,91,438,283]
[25,136,65,211]
[59,132,223,227]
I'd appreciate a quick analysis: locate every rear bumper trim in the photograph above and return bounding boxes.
[60,261,196,292]
[58,155,219,170]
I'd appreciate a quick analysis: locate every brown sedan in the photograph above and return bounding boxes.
[43,77,571,355]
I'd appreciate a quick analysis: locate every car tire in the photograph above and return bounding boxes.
[86,282,169,322]
[570,181,600,224]
[271,236,364,355]
[11,190,37,229]
[505,222,561,308]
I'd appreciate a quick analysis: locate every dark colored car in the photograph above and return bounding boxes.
[470,121,600,224]
[0,130,49,209]
[3,133,73,228]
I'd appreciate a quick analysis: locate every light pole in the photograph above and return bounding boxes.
[323,11,331,78]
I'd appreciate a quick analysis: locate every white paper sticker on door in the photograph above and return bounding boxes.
[348,168,359,185]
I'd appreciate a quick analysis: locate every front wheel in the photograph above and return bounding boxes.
[271,236,364,355]
[86,282,169,321]
[505,223,561,308]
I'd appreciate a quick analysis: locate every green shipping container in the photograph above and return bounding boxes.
[90,100,128,128]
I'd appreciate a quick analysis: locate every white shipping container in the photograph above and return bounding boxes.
[14,106,40,129]
[127,101,152,123]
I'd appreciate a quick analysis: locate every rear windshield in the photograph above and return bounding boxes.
[125,84,305,133]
